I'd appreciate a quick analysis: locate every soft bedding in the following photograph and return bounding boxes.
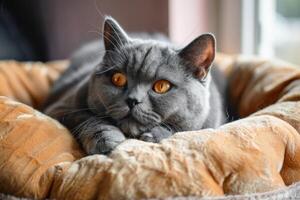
[1,55,300,199]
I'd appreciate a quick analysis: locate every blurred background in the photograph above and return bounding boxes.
[0,0,299,64]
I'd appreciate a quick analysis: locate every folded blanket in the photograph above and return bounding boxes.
[0,55,300,200]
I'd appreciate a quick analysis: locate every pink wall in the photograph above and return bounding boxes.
[39,0,168,59]
[169,0,242,53]
[169,0,210,46]
[168,0,221,48]
[37,0,241,59]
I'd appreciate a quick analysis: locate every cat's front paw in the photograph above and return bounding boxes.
[81,126,126,155]
[140,132,157,143]
[139,126,173,143]
[95,135,124,155]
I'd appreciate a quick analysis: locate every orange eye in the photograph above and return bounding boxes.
[111,72,127,87]
[153,80,171,94]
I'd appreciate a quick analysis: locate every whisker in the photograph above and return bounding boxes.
[161,121,182,133]
[92,0,129,57]
[49,107,96,117]
[72,117,94,137]
[93,50,128,76]
[72,115,111,136]
[94,65,118,75]
[94,0,106,20]
[95,92,109,112]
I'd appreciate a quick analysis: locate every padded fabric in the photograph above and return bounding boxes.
[0,60,68,109]
[0,55,300,199]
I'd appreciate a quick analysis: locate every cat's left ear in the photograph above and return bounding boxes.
[179,33,216,79]
[103,17,129,51]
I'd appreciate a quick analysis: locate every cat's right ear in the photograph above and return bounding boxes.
[179,33,216,80]
[103,17,129,51]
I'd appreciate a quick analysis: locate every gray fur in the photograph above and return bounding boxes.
[43,17,226,155]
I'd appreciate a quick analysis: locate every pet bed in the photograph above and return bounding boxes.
[1,55,300,199]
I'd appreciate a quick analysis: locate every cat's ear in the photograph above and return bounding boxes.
[179,33,216,79]
[103,17,129,51]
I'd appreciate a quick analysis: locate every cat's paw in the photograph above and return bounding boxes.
[95,137,123,155]
[139,126,173,143]
[140,132,157,143]
[81,126,126,155]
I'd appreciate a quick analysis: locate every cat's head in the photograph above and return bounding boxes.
[88,17,216,137]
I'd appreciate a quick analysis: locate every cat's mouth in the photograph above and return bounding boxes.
[118,111,159,137]
[121,112,132,120]
[117,109,143,124]
[108,105,162,137]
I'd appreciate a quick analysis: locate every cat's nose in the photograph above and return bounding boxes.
[126,98,140,109]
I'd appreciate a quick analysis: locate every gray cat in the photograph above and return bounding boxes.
[43,17,226,155]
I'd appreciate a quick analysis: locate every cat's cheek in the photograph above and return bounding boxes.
[148,90,169,109]
[148,90,180,119]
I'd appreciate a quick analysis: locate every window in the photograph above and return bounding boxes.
[254,0,300,64]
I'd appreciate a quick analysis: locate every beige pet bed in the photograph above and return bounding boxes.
[0,55,300,199]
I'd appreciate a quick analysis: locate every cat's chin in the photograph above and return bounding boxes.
[118,118,149,138]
